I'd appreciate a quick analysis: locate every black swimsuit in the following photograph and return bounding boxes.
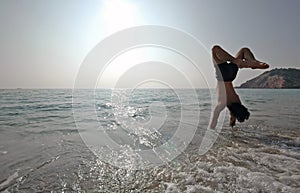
[215,62,239,82]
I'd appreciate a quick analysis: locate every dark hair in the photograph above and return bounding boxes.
[228,103,250,122]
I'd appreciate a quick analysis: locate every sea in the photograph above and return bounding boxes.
[0,89,299,193]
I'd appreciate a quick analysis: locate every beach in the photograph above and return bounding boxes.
[0,89,299,192]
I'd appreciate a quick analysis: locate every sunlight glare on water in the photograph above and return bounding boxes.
[0,89,299,192]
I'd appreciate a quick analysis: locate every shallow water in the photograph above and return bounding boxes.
[0,89,299,192]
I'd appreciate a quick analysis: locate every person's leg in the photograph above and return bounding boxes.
[212,45,239,65]
[235,47,256,61]
[235,47,269,69]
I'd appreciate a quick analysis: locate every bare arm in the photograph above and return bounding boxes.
[210,103,225,129]
[229,112,236,127]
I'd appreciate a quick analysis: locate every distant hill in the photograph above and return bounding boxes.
[239,68,300,88]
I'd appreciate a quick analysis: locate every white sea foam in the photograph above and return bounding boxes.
[0,172,19,191]
[164,182,180,193]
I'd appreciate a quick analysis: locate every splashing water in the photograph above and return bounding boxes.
[0,89,299,192]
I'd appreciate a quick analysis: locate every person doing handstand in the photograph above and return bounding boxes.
[210,45,269,129]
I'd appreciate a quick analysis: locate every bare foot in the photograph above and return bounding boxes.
[250,60,269,69]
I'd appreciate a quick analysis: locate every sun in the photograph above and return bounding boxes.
[101,0,138,34]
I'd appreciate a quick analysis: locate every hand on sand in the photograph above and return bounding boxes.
[230,117,236,127]
[250,60,269,69]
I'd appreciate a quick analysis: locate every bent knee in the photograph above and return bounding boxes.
[212,45,222,53]
[241,47,251,52]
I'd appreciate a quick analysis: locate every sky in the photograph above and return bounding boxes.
[0,0,299,89]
